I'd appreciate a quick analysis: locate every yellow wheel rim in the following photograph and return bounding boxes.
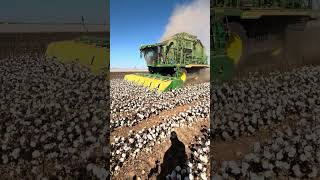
[271,48,282,56]
[227,34,242,64]
[180,70,187,82]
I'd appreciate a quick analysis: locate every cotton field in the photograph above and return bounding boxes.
[0,55,109,179]
[110,75,210,180]
[211,66,320,179]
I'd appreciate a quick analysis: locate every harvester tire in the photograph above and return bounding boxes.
[212,22,249,82]
[148,67,155,74]
[180,68,187,82]
[227,22,248,67]
[283,27,304,67]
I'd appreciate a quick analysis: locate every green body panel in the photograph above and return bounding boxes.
[46,39,109,75]
[212,0,316,12]
[79,36,109,48]
[140,32,208,69]
[214,8,317,18]
[134,73,182,80]
[211,55,235,84]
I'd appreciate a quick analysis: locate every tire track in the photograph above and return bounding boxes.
[111,99,204,142]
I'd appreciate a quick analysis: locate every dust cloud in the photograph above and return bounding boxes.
[160,0,210,58]
[285,19,320,65]
[186,68,210,84]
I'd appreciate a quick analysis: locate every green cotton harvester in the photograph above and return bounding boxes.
[124,32,209,93]
[211,0,320,84]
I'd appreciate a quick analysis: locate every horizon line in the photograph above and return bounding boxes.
[0,22,108,26]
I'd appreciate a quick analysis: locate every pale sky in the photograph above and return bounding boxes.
[0,0,109,25]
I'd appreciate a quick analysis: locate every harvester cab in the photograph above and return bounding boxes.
[124,32,209,93]
[139,43,163,67]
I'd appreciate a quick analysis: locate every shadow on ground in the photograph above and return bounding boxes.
[146,131,188,180]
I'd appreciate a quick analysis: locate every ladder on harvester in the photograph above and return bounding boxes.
[211,12,235,84]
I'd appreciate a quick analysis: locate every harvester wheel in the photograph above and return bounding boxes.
[226,23,248,66]
[180,69,187,82]
[212,23,247,84]
[283,27,304,66]
[148,67,155,74]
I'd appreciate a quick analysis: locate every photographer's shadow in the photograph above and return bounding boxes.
[156,131,188,180]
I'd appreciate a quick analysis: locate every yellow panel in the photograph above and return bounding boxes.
[150,79,161,90]
[46,40,108,75]
[143,77,152,87]
[137,77,146,86]
[124,74,139,82]
[132,75,141,83]
[181,71,187,82]
[124,74,175,93]
[227,34,242,64]
[158,80,172,93]
[185,64,209,68]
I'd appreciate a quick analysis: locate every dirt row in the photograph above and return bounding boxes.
[211,116,298,172]
[111,96,209,179]
[111,102,200,141]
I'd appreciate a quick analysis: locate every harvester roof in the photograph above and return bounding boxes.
[140,43,162,50]
[161,32,197,42]
[140,32,204,50]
